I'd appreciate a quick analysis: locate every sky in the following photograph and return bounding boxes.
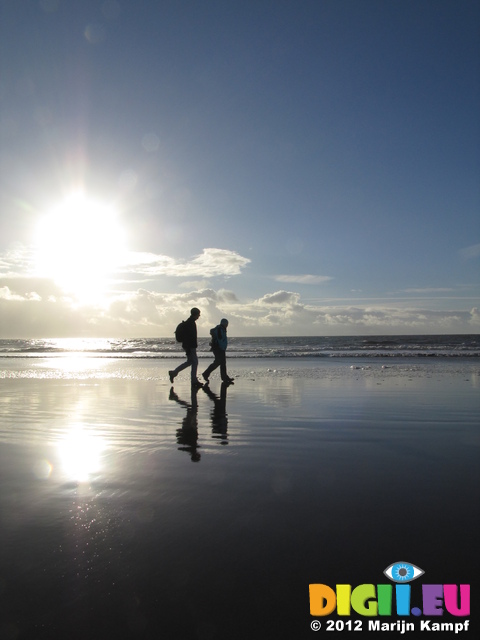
[0,0,479,337]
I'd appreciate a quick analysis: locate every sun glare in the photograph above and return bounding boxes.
[35,192,127,302]
[58,426,105,482]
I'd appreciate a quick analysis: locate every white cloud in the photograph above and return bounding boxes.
[402,288,455,294]
[470,308,480,325]
[186,248,250,277]
[179,280,210,290]
[0,286,26,301]
[0,245,35,278]
[460,243,480,260]
[274,274,333,285]
[258,291,301,306]
[123,248,250,278]
[0,276,477,338]
[217,289,240,303]
[313,306,468,332]
[0,245,250,283]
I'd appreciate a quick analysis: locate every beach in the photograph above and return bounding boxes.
[0,355,478,638]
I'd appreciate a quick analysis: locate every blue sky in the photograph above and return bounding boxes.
[0,0,479,337]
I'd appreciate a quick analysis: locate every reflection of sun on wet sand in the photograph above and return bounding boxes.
[57,426,106,481]
[0,356,478,638]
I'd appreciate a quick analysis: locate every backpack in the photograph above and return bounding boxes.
[175,321,186,343]
[209,325,221,350]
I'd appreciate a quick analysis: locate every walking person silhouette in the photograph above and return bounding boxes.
[202,318,234,385]
[169,308,203,388]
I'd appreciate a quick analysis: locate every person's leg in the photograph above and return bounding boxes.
[189,349,199,384]
[218,350,227,381]
[202,362,215,380]
[203,351,220,381]
[173,359,190,375]
[170,349,192,382]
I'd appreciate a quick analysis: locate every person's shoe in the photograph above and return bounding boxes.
[192,379,204,388]
[202,372,209,384]
[223,377,234,385]
[169,370,176,383]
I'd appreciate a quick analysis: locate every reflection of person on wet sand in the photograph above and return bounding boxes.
[203,382,229,445]
[169,387,201,462]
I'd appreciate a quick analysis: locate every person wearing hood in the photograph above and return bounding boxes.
[202,318,233,385]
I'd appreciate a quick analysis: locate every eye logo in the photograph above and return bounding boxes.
[310,562,470,619]
[384,561,424,583]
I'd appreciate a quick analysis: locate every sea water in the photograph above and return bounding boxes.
[0,334,479,359]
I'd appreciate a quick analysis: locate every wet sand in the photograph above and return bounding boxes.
[0,358,478,638]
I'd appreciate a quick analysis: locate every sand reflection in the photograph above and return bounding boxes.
[169,382,232,460]
[203,382,229,445]
[169,387,200,461]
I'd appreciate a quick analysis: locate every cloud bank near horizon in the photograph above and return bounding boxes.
[1,244,478,337]
[1,280,478,338]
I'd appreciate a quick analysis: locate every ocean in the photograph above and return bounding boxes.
[1,333,479,359]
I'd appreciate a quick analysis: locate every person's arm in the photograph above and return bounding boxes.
[217,326,227,350]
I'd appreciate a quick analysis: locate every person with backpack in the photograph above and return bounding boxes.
[201,318,234,385]
[169,307,203,388]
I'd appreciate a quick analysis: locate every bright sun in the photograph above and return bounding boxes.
[35,192,127,302]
